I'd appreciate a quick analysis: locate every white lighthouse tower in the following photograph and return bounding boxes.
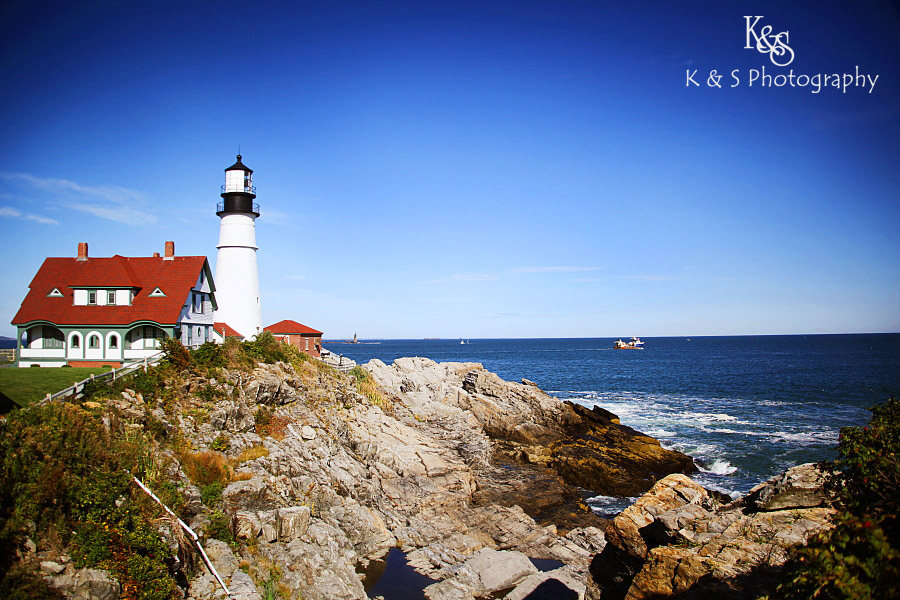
[213,155,263,338]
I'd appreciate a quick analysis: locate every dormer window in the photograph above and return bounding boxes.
[107,291,116,305]
[88,291,97,305]
[48,288,63,297]
[149,287,166,297]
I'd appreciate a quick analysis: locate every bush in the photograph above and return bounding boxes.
[0,403,177,598]
[161,338,191,372]
[777,513,900,599]
[835,398,900,528]
[191,342,224,369]
[243,331,305,366]
[777,399,900,599]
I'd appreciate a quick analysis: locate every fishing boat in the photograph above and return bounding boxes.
[614,337,644,350]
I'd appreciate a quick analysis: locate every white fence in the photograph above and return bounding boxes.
[42,352,166,404]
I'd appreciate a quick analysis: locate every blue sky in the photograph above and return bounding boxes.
[1,1,898,339]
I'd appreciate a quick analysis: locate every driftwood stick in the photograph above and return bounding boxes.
[128,472,232,597]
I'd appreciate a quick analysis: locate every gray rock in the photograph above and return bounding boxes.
[203,539,238,579]
[460,547,538,593]
[40,560,66,574]
[278,506,311,541]
[234,510,262,540]
[424,578,476,600]
[64,568,120,600]
[301,425,316,440]
[229,570,263,600]
[222,476,280,511]
[504,569,583,600]
[745,462,830,511]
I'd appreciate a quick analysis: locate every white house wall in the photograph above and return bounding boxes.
[74,289,88,305]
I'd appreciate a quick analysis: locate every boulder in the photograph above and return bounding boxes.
[47,567,121,600]
[458,547,538,594]
[222,476,280,511]
[742,462,830,511]
[277,506,311,540]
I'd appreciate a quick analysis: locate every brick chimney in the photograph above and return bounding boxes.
[152,252,160,258]
[76,242,88,261]
[164,241,174,260]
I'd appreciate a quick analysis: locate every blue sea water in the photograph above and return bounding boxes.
[326,334,900,512]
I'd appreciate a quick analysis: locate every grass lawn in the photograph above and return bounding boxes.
[0,366,112,410]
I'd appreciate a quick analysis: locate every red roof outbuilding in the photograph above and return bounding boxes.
[264,320,323,336]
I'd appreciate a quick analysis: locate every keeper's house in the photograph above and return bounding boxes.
[264,320,323,357]
[11,242,217,367]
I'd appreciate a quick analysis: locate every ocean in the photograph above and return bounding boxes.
[324,334,900,514]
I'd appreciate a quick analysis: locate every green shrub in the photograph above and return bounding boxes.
[207,508,234,545]
[777,399,900,599]
[210,434,229,452]
[0,403,177,598]
[777,513,900,599]
[835,398,900,528]
[244,331,304,366]
[191,342,224,368]
[161,338,191,371]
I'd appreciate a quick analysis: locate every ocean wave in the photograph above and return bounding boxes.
[695,458,738,475]
[769,430,839,444]
[645,429,677,438]
[586,494,638,517]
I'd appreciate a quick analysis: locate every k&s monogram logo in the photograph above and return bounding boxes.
[744,16,794,67]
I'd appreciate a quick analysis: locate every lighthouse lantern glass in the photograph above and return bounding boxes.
[225,169,245,193]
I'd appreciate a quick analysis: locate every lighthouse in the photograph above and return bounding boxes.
[213,155,263,338]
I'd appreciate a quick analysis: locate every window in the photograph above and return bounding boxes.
[48,288,63,297]
[193,293,203,313]
[88,291,97,305]
[88,335,100,349]
[43,326,64,349]
[108,291,116,305]
[109,336,118,349]
[71,335,80,348]
[149,287,166,297]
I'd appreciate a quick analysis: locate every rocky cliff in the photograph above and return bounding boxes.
[5,354,836,600]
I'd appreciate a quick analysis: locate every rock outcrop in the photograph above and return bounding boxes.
[26,355,835,600]
[365,358,696,500]
[590,464,837,600]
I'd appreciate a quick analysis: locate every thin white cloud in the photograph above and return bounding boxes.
[0,172,157,225]
[620,275,680,281]
[425,273,497,283]
[568,274,681,282]
[0,205,59,225]
[511,266,602,273]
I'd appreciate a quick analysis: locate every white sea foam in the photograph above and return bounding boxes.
[586,495,638,516]
[769,430,839,444]
[646,429,677,438]
[696,458,738,475]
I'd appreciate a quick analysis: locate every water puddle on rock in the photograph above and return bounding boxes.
[359,550,567,599]
[360,547,437,599]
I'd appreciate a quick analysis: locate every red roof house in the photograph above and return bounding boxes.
[11,242,217,367]
[264,319,323,357]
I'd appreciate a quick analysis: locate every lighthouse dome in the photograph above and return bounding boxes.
[225,154,253,174]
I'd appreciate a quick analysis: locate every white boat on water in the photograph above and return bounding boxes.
[614,337,644,350]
